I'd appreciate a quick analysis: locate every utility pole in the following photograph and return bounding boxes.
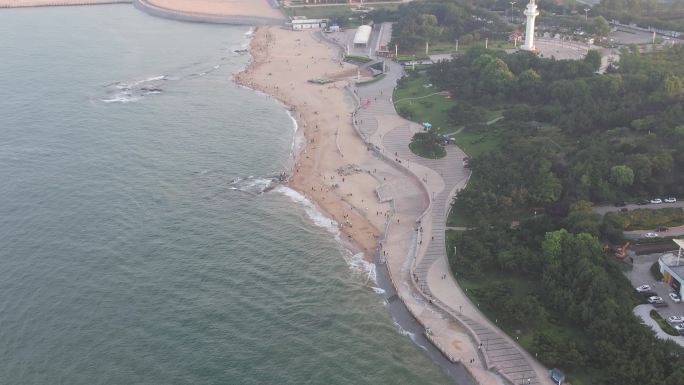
[425,41,429,55]
[455,39,459,52]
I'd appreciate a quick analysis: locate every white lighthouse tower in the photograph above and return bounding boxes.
[522,0,539,51]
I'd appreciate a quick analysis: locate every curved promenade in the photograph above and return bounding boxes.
[133,0,285,26]
[345,54,554,385]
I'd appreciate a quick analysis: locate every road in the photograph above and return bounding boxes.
[593,201,684,216]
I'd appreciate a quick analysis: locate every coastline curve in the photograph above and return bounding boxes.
[133,0,285,26]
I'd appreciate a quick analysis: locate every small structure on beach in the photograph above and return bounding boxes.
[290,17,328,30]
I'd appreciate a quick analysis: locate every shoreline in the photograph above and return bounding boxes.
[133,0,285,26]
[234,27,481,385]
[234,26,382,261]
[0,0,285,26]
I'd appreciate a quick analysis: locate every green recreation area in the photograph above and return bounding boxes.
[365,0,684,384]
[284,0,684,383]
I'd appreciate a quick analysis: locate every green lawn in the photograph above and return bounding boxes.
[283,3,398,19]
[283,5,353,19]
[393,74,456,133]
[450,127,502,158]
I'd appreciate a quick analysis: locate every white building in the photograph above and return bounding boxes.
[353,25,372,48]
[658,239,684,297]
[290,17,328,30]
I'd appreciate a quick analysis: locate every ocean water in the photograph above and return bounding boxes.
[0,5,454,385]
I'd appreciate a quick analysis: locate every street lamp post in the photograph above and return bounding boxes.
[509,1,516,22]
[584,8,590,21]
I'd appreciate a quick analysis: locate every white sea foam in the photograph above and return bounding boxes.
[101,94,140,104]
[275,186,340,235]
[245,27,255,37]
[393,320,416,340]
[275,186,377,283]
[103,75,166,103]
[230,177,274,195]
[344,252,377,284]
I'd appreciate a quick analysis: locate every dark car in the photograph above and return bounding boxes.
[614,201,627,207]
[636,199,650,205]
[641,290,658,298]
[657,227,669,232]
[620,208,629,212]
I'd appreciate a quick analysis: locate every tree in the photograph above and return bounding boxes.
[449,102,486,126]
[609,165,634,187]
[656,74,684,101]
[479,58,515,95]
[585,50,602,71]
[517,68,542,96]
[592,16,610,37]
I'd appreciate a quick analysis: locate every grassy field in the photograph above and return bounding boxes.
[283,5,353,19]
[393,74,456,133]
[450,127,502,158]
[283,3,398,19]
[397,39,515,57]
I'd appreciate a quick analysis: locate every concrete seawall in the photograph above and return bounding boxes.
[133,0,285,26]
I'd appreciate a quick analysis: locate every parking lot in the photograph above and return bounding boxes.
[626,253,684,346]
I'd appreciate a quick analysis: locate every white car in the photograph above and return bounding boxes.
[645,232,659,238]
[636,285,651,293]
[675,324,684,332]
[665,197,677,203]
[649,296,664,303]
[668,316,684,323]
[670,293,682,303]
[650,198,663,204]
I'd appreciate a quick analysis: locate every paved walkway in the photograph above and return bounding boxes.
[348,58,553,385]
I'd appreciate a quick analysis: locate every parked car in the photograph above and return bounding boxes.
[649,296,664,303]
[641,290,658,298]
[657,227,669,232]
[636,285,652,293]
[614,201,627,207]
[670,293,682,303]
[651,198,663,204]
[620,208,629,212]
[665,197,677,203]
[675,323,684,333]
[668,316,684,323]
[645,232,659,238]
[637,199,649,205]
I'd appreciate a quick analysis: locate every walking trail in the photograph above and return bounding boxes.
[341,44,554,385]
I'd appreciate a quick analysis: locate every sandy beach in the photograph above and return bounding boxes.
[235,26,555,385]
[235,27,386,259]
